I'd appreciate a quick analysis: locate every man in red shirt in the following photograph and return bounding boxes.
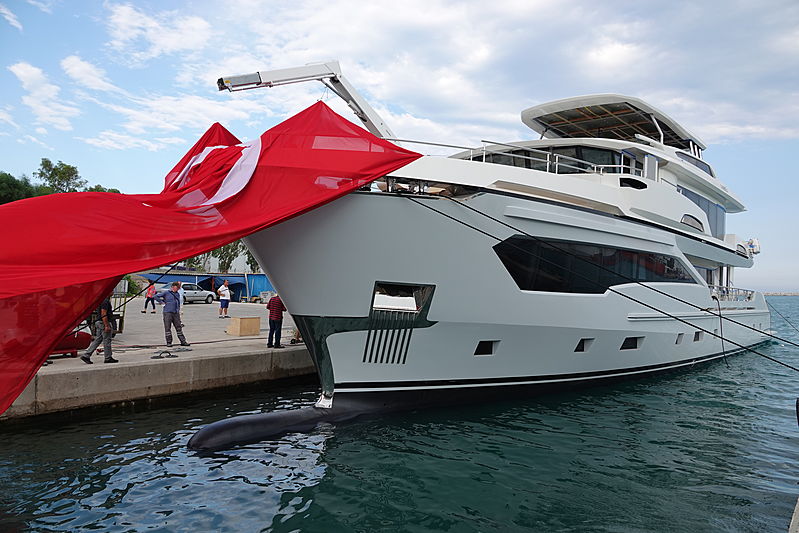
[266,293,286,348]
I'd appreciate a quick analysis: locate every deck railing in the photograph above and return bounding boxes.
[710,285,755,302]
[385,138,643,177]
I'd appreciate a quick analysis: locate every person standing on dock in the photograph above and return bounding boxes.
[176,281,186,327]
[155,281,190,347]
[142,281,157,314]
[266,293,286,348]
[217,279,231,319]
[81,295,119,364]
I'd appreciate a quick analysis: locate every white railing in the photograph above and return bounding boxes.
[710,285,755,302]
[385,137,642,177]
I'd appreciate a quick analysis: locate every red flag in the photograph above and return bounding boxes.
[0,102,421,414]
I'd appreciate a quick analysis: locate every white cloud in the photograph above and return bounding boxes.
[78,130,185,151]
[26,0,54,14]
[20,134,53,150]
[7,62,80,131]
[61,55,123,93]
[178,0,561,143]
[640,90,799,144]
[92,93,272,134]
[770,26,799,57]
[586,40,646,74]
[35,127,47,134]
[0,3,22,30]
[105,3,211,64]
[0,108,17,128]
[185,1,799,146]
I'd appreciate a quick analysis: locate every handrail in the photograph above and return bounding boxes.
[482,139,590,168]
[383,137,644,178]
[383,138,474,151]
[709,285,755,302]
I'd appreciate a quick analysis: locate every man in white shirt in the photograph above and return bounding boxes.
[217,279,231,318]
[177,281,186,326]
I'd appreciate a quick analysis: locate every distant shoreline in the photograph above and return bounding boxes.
[764,292,799,296]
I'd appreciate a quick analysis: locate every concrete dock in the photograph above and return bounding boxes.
[1,297,317,420]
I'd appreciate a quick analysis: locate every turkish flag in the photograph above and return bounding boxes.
[0,102,420,414]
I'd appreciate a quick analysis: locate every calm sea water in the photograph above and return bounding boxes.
[2,297,798,532]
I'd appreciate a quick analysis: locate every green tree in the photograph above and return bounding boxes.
[123,274,142,297]
[211,241,244,273]
[0,171,36,204]
[85,184,121,193]
[243,245,261,273]
[185,251,212,272]
[33,158,87,193]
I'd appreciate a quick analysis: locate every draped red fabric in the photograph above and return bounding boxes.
[162,122,242,192]
[0,102,421,414]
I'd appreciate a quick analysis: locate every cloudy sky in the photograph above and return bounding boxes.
[1,0,797,290]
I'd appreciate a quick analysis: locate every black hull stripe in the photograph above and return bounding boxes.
[335,345,761,390]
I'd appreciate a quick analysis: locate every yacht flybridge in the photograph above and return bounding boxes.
[221,61,768,411]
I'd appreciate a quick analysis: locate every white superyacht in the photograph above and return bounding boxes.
[222,62,770,409]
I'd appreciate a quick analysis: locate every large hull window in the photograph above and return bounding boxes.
[493,236,697,294]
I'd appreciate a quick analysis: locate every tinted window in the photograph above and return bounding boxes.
[476,146,622,174]
[678,187,726,238]
[494,236,696,294]
[551,147,581,173]
[675,152,714,176]
[580,147,618,168]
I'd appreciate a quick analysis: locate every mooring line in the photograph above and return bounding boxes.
[404,195,799,374]
[443,194,799,351]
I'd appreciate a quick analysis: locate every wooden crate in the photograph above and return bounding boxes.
[226,316,261,336]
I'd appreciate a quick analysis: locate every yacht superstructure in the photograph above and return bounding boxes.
[221,62,769,408]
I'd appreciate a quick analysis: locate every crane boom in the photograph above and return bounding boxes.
[217,60,395,138]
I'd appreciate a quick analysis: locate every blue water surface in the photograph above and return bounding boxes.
[1,297,798,532]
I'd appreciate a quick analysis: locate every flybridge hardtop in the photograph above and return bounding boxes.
[520,93,707,153]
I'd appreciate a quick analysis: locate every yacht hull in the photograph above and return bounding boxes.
[245,190,770,402]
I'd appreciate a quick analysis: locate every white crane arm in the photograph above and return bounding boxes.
[217,60,395,139]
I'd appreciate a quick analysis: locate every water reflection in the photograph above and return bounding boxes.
[0,384,333,531]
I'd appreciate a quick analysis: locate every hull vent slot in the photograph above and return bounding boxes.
[363,309,416,364]
[362,281,436,365]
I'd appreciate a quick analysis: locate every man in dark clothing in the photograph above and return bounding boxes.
[266,294,286,348]
[81,296,118,364]
[155,281,190,347]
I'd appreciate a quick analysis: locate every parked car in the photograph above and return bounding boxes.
[248,291,276,303]
[158,282,216,304]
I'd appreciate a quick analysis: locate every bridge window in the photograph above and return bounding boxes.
[676,152,714,177]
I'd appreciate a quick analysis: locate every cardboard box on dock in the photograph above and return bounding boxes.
[226,316,260,336]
